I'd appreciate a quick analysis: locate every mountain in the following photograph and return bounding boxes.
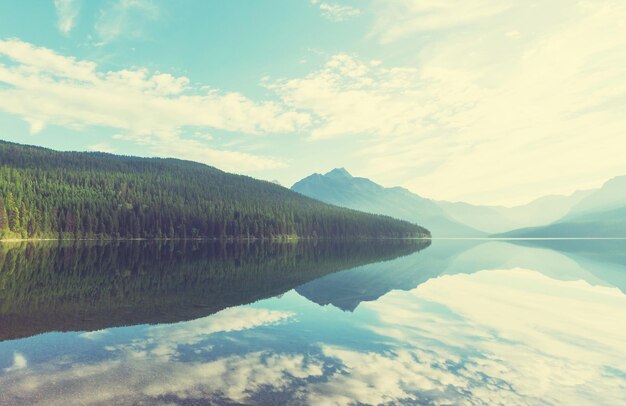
[0,141,429,240]
[438,190,593,234]
[291,168,483,237]
[495,205,626,238]
[563,176,626,219]
[496,176,626,237]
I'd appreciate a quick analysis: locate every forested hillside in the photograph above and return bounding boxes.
[0,141,429,240]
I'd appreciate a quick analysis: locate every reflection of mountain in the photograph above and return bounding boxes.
[0,239,428,341]
[296,239,626,311]
[296,240,479,311]
[498,239,626,293]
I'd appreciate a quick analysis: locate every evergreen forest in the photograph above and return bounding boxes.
[0,141,430,240]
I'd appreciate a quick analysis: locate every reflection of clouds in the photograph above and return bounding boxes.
[0,307,302,405]
[0,352,323,405]
[79,330,111,340]
[105,306,295,360]
[4,352,27,373]
[2,270,624,405]
[142,352,322,402]
[306,346,472,405]
[308,268,626,405]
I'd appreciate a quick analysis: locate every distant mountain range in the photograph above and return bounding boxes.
[496,176,626,237]
[292,168,482,237]
[436,191,592,234]
[292,168,626,238]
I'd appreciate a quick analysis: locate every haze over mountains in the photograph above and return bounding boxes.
[292,168,482,237]
[437,191,592,234]
[292,169,626,238]
[496,176,626,238]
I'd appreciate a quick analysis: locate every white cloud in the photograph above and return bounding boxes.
[104,307,295,360]
[0,352,323,406]
[307,346,462,405]
[137,136,286,172]
[311,1,361,22]
[273,1,626,204]
[54,0,80,35]
[95,0,159,44]
[267,53,476,180]
[87,143,116,154]
[268,53,433,141]
[0,308,318,406]
[0,39,308,171]
[370,0,512,43]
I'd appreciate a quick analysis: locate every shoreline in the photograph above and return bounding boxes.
[0,236,432,244]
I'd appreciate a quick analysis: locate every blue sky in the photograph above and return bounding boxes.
[1,0,625,206]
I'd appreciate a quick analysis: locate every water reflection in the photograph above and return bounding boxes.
[0,239,625,405]
[0,239,427,341]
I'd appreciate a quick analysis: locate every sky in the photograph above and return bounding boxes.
[0,0,625,206]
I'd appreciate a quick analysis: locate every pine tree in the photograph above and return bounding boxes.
[6,192,20,232]
[0,200,8,232]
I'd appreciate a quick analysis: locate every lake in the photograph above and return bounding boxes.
[0,239,625,405]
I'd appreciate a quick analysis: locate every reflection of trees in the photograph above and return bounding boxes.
[0,239,429,340]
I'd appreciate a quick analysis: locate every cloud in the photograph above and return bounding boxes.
[95,0,159,44]
[87,143,116,154]
[54,0,81,35]
[311,1,361,22]
[268,54,432,141]
[267,53,470,179]
[0,353,321,405]
[306,346,464,405]
[0,39,308,171]
[272,1,626,204]
[369,0,512,43]
[0,308,318,405]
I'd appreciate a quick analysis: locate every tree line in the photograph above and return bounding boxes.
[0,141,430,240]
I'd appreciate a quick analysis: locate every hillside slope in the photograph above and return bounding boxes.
[438,190,592,234]
[0,141,429,240]
[292,168,483,237]
[563,176,626,219]
[495,176,626,238]
[495,205,626,238]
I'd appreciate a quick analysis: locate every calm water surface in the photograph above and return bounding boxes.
[0,239,625,405]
